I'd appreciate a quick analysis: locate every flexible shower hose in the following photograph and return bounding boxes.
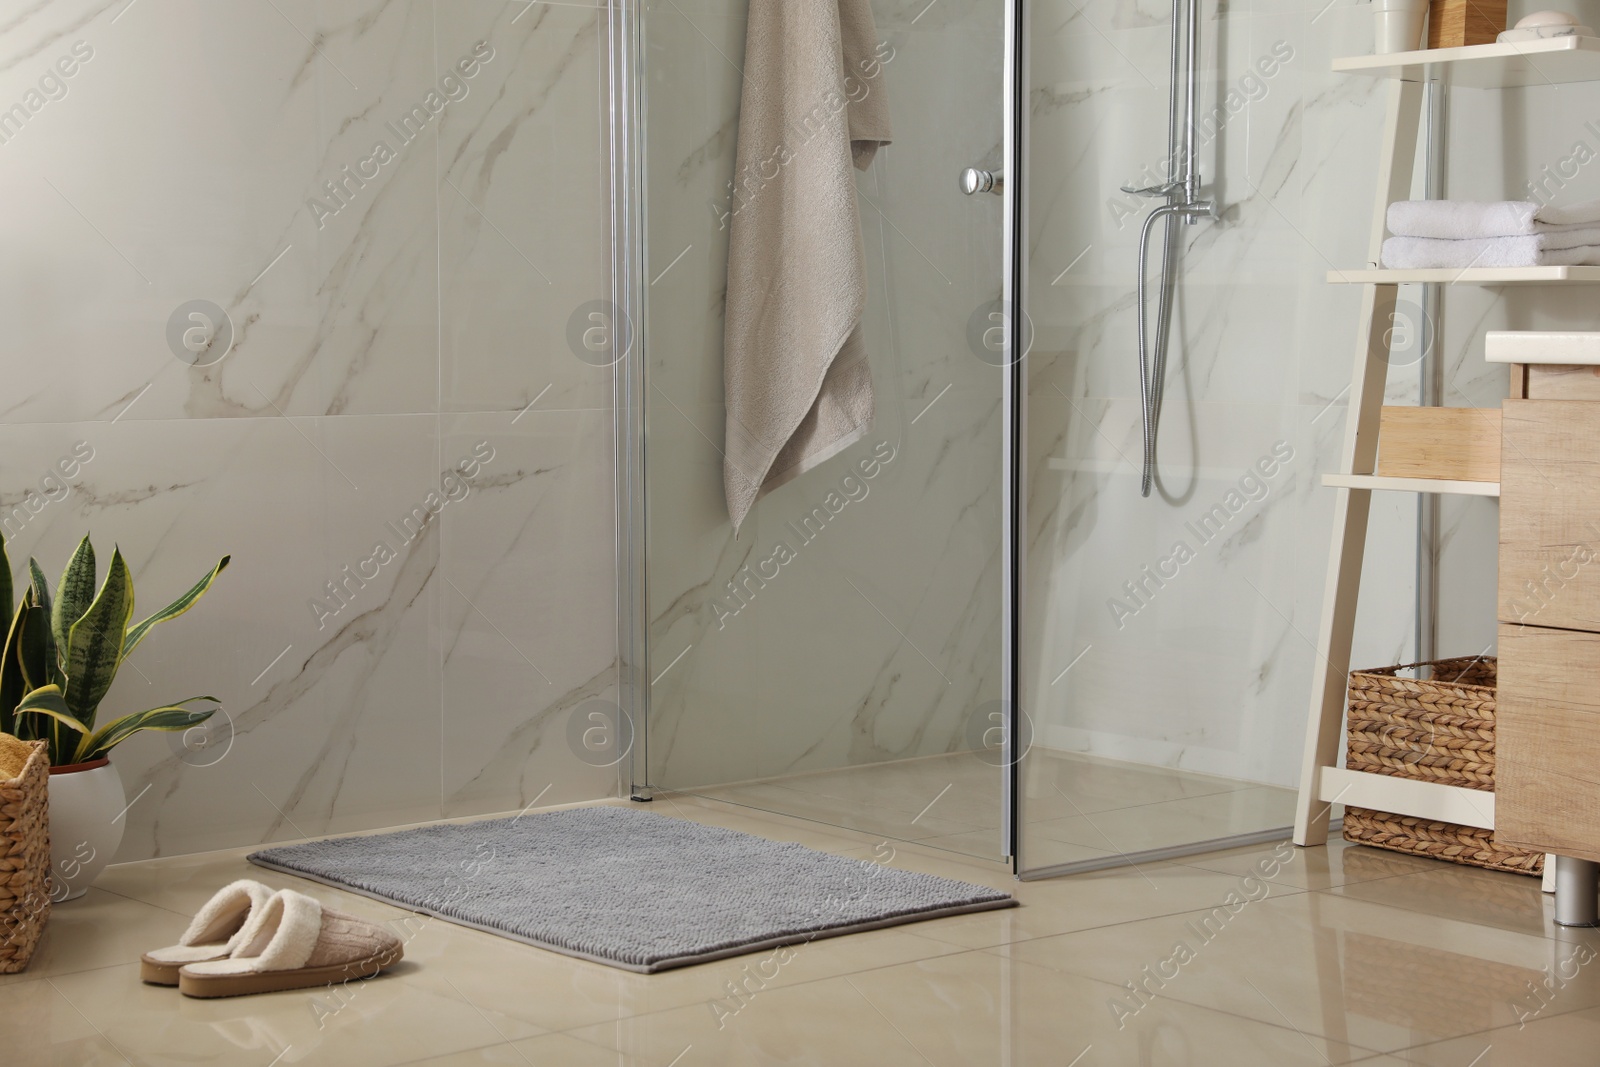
[1136,203,1181,498]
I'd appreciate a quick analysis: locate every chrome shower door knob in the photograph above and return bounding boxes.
[959,167,1004,196]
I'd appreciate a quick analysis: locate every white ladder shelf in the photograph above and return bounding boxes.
[1293,45,1600,858]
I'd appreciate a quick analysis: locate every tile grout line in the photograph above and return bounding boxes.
[988,945,1391,1062]
[919,876,1320,956]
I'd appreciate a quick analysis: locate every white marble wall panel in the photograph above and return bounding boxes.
[438,0,612,415]
[0,415,444,857]
[439,409,618,818]
[0,0,618,859]
[0,0,442,422]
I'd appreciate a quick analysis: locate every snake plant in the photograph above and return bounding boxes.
[0,533,229,767]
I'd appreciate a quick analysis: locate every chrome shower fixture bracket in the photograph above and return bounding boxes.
[1120,180,1183,198]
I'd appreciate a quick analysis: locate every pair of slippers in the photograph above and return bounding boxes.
[140,880,404,998]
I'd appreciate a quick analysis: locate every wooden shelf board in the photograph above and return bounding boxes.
[1322,473,1501,497]
[1334,36,1600,88]
[1328,267,1600,285]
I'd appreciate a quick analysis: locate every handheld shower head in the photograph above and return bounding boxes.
[1131,0,1213,497]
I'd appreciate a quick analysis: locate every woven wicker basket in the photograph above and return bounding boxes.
[1342,656,1544,876]
[0,739,51,972]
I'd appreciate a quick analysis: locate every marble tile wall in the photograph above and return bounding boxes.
[0,0,620,860]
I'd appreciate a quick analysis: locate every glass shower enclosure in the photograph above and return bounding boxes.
[612,0,1331,877]
[616,0,1022,865]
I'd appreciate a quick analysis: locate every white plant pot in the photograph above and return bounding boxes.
[48,759,126,901]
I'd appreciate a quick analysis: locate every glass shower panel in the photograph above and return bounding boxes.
[638,0,1014,861]
[1017,2,1419,874]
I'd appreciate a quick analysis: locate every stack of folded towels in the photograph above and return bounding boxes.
[1382,198,1600,269]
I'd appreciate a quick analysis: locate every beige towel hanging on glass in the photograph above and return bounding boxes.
[722,0,892,533]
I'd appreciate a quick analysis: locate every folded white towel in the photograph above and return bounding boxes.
[1381,235,1600,270]
[1409,225,1600,253]
[1387,197,1600,239]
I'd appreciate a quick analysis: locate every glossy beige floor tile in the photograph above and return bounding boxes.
[563,965,966,1067]
[687,748,1282,865]
[834,835,1016,888]
[0,888,188,989]
[921,824,1085,859]
[398,1032,627,1065]
[3,976,109,1047]
[9,1034,133,1067]
[687,777,996,844]
[395,906,966,1034]
[91,797,642,919]
[567,949,1393,1067]
[95,845,418,925]
[1326,859,1560,938]
[651,792,903,854]
[1381,1003,1600,1064]
[1024,785,1299,858]
[1000,888,1600,1054]
[910,856,1310,950]
[740,753,998,812]
[1179,835,1445,891]
[48,960,513,1067]
[1020,748,1261,816]
[844,949,1393,1067]
[7,795,1587,1066]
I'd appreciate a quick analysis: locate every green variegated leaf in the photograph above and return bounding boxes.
[14,591,58,754]
[0,591,27,739]
[27,558,50,615]
[53,536,95,657]
[0,530,12,633]
[78,699,217,762]
[122,555,229,659]
[27,557,61,689]
[14,686,91,759]
[2,535,229,763]
[16,592,49,694]
[63,547,134,729]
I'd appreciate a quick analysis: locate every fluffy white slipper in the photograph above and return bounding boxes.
[140,880,276,986]
[177,889,403,999]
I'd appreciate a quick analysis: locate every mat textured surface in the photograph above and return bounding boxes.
[248,805,1016,972]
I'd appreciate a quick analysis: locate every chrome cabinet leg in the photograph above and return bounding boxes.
[1554,855,1600,927]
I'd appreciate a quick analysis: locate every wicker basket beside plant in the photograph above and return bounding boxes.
[0,738,51,972]
[1342,656,1543,876]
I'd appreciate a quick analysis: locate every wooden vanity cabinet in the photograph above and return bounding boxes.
[1498,396,1600,862]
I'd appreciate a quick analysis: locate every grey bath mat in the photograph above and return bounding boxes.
[247,805,1015,973]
